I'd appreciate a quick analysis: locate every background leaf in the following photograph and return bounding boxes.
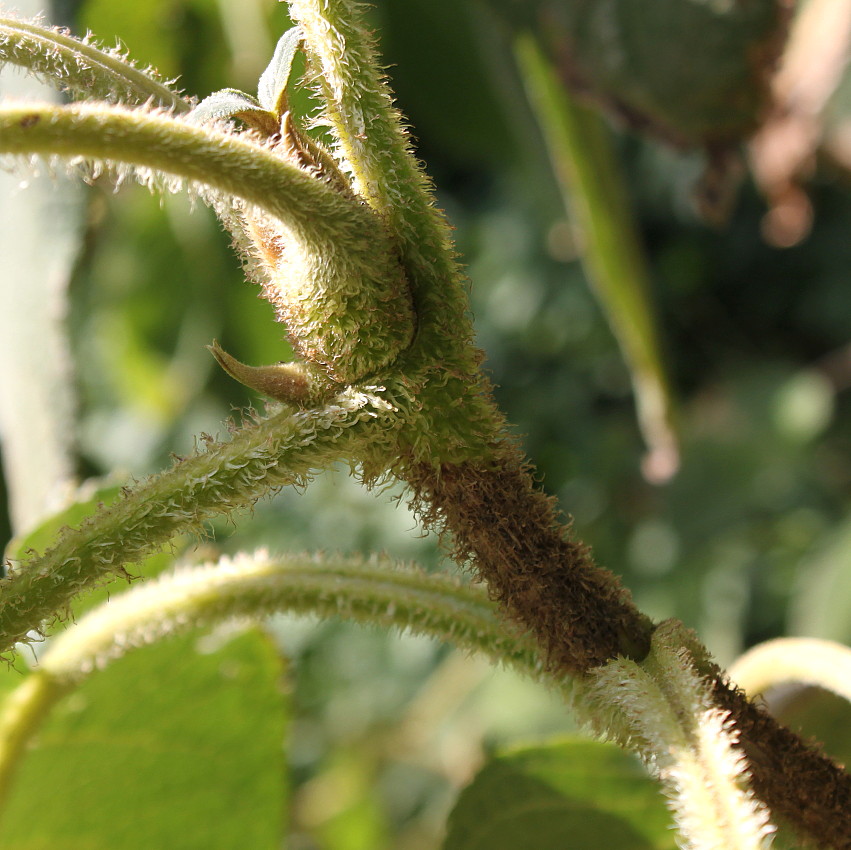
[443,738,676,850]
[0,628,288,850]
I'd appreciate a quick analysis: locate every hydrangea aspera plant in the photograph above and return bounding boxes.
[0,1,850,847]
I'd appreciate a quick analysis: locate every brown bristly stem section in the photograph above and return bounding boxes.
[711,676,851,849]
[405,444,851,849]
[408,450,653,672]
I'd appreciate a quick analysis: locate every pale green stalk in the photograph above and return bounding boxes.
[729,637,851,704]
[0,672,71,814]
[0,552,544,815]
[0,16,187,109]
[514,33,679,481]
[578,621,775,850]
[0,101,375,252]
[0,389,393,653]
[41,552,542,680]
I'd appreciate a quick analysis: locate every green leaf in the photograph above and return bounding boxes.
[789,516,851,645]
[538,0,788,147]
[188,88,279,135]
[257,27,303,115]
[444,738,676,850]
[515,34,678,480]
[0,628,288,850]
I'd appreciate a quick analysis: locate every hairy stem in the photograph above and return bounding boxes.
[291,0,494,436]
[41,552,543,683]
[581,622,774,850]
[408,454,653,673]
[0,101,372,253]
[0,553,544,817]
[0,391,390,652]
[0,16,188,109]
[405,453,851,848]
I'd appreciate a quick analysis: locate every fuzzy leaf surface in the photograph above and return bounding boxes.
[258,26,303,114]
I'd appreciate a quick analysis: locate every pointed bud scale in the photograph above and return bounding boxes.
[208,341,333,405]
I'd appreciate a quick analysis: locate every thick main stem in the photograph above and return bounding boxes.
[406,448,851,848]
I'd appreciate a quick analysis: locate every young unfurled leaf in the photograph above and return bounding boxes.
[187,88,279,136]
[258,26,303,116]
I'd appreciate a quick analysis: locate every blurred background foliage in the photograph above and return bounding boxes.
[2,0,851,847]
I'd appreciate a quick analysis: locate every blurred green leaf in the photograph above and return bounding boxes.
[515,33,678,480]
[77,0,181,79]
[789,516,851,646]
[771,685,851,774]
[0,628,288,850]
[444,738,675,850]
[536,0,788,147]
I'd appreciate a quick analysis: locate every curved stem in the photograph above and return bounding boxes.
[0,16,188,110]
[0,101,372,252]
[0,390,390,653]
[41,552,543,681]
[729,637,851,704]
[0,553,545,818]
[290,1,491,418]
[0,673,71,813]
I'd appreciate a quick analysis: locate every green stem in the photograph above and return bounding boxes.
[0,102,371,253]
[0,16,188,110]
[514,33,678,480]
[0,673,71,814]
[0,553,546,818]
[0,391,389,653]
[290,0,498,455]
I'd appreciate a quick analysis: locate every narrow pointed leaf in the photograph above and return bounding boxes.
[258,26,303,114]
[515,33,679,481]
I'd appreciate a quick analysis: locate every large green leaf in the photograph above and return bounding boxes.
[0,628,287,849]
[444,738,675,850]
